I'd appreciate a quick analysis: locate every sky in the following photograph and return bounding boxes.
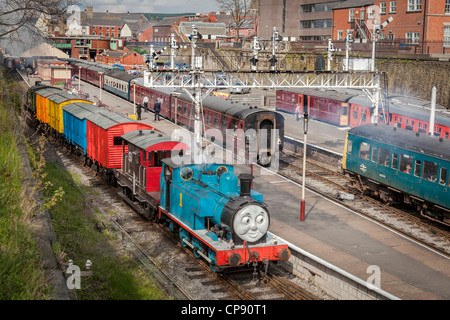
[80,0,221,14]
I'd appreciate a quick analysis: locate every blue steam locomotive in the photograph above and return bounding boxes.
[158,159,291,271]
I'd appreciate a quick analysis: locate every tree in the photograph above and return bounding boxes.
[216,0,254,42]
[0,0,77,39]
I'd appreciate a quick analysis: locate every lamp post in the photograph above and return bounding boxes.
[132,80,137,115]
[99,72,104,103]
[300,111,309,222]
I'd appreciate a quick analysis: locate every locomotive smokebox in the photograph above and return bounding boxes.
[239,173,254,197]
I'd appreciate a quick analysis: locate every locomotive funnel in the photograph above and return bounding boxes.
[239,174,254,197]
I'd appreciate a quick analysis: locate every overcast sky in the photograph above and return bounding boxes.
[80,0,221,14]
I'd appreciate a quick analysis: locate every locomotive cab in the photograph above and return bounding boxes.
[115,130,188,218]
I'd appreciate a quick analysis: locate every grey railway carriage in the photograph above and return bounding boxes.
[342,123,450,226]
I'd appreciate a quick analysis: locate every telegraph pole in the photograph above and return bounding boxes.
[250,37,260,71]
[170,32,178,70]
[270,27,282,71]
[327,38,336,71]
[345,30,353,71]
[189,25,203,159]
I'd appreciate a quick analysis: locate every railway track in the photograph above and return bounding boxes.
[279,148,450,258]
[42,133,323,301]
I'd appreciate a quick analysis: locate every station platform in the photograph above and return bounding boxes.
[77,79,450,300]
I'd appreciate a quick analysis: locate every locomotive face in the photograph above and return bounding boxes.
[233,204,269,242]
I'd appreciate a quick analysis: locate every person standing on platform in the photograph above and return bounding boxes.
[143,96,149,113]
[136,103,143,120]
[154,98,161,121]
[295,104,301,121]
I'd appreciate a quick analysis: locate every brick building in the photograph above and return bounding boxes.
[258,0,343,40]
[85,19,124,38]
[36,59,72,86]
[152,16,188,42]
[331,0,450,54]
[96,47,144,70]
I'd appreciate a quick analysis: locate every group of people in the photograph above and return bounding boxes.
[136,95,161,121]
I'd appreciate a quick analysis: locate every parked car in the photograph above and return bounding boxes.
[230,82,251,94]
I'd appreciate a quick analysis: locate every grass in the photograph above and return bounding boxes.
[0,72,52,299]
[43,157,169,300]
[0,67,170,300]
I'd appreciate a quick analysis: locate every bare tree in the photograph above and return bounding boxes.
[0,0,77,39]
[216,0,254,42]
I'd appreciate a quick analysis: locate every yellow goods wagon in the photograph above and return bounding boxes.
[48,92,92,134]
[35,87,63,125]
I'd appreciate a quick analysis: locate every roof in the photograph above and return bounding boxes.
[82,12,148,23]
[179,21,227,28]
[121,129,189,151]
[48,92,87,104]
[20,43,69,59]
[347,94,450,127]
[280,87,357,102]
[104,70,140,82]
[62,102,102,120]
[86,109,138,129]
[35,87,64,97]
[153,16,186,27]
[348,123,450,160]
[83,18,126,27]
[332,0,374,9]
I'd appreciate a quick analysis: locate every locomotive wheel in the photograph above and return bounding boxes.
[192,238,203,258]
[179,228,190,247]
[208,249,221,273]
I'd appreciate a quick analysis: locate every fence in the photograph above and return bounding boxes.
[291,38,450,55]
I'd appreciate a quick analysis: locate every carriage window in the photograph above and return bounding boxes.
[359,142,370,160]
[423,160,437,182]
[371,147,377,162]
[361,113,367,122]
[434,127,441,137]
[221,115,227,129]
[378,148,391,167]
[231,118,238,129]
[414,160,422,177]
[347,139,352,154]
[214,114,220,128]
[399,154,412,174]
[113,136,123,146]
[352,110,358,120]
[440,167,448,186]
[206,112,212,125]
[342,106,348,116]
[391,153,398,169]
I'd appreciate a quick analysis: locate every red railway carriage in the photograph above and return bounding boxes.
[85,110,155,169]
[276,88,355,127]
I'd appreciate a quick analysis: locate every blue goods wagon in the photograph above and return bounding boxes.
[62,102,102,154]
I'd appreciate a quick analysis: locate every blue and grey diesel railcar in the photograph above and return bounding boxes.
[342,123,450,226]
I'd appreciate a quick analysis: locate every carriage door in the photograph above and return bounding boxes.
[130,151,141,194]
[163,165,173,211]
[259,118,275,160]
[340,103,349,126]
